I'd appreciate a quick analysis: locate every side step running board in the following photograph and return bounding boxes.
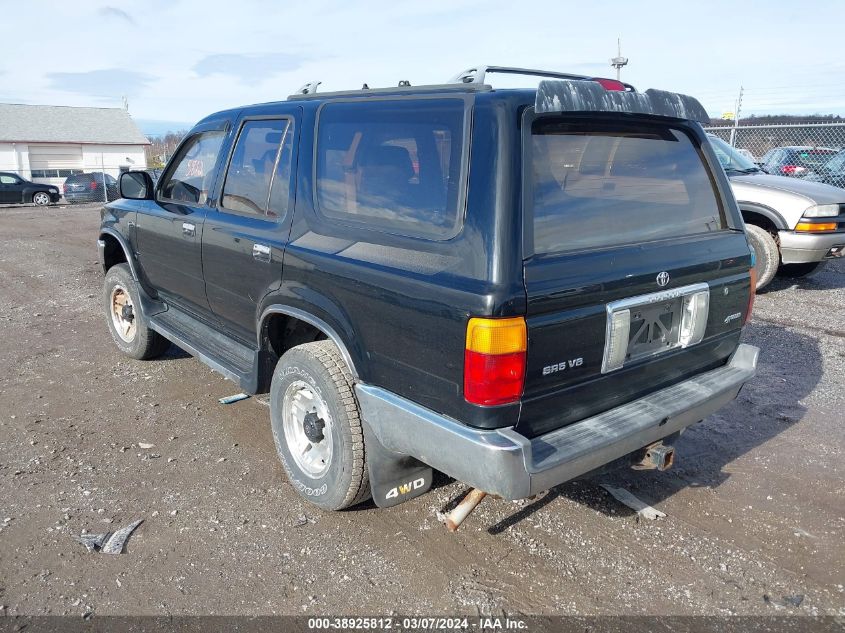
[149,308,260,393]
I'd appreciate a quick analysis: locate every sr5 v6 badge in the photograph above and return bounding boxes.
[543,357,583,376]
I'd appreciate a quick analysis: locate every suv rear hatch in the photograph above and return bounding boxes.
[519,103,752,438]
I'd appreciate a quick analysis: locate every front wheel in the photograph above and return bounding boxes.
[103,263,170,360]
[270,340,370,510]
[745,224,779,291]
[777,261,824,278]
[32,192,51,206]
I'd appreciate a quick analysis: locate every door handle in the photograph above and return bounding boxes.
[182,222,196,237]
[252,243,272,262]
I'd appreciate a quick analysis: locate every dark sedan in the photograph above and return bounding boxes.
[806,150,845,189]
[0,172,61,205]
[63,172,119,203]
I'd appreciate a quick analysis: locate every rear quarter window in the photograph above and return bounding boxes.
[314,98,467,240]
[528,119,725,254]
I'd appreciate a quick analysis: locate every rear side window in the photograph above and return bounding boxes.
[529,119,724,254]
[315,98,466,240]
[160,131,224,205]
[221,118,294,219]
[825,152,845,172]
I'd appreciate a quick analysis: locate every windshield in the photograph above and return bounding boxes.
[707,135,759,172]
[529,119,725,254]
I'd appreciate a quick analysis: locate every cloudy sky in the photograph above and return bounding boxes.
[4,0,845,134]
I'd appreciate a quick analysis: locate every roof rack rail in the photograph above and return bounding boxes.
[449,65,589,85]
[287,82,491,101]
[449,66,636,92]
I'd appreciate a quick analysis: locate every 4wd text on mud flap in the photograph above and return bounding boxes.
[385,477,426,500]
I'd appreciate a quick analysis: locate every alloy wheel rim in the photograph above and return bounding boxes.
[282,380,333,478]
[110,285,137,342]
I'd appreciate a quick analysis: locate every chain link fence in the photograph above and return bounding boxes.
[704,123,845,177]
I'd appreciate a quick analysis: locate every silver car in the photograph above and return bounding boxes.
[708,135,845,291]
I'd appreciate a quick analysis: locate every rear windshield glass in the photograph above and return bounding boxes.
[789,149,838,167]
[529,119,724,254]
[315,98,466,240]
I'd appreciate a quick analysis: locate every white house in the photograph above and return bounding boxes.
[0,103,149,189]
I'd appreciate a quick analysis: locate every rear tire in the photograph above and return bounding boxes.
[745,224,779,291]
[103,263,170,360]
[270,340,370,511]
[777,261,823,278]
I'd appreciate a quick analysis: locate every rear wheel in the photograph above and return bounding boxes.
[32,192,51,206]
[103,263,170,360]
[745,224,779,291]
[270,340,370,510]
[777,261,823,278]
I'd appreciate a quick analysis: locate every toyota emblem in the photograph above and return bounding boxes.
[656,271,670,287]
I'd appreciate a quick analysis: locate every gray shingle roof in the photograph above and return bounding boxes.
[0,103,149,145]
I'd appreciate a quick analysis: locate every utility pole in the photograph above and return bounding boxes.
[729,86,744,146]
[610,38,629,81]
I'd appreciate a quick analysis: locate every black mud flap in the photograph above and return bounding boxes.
[362,421,433,508]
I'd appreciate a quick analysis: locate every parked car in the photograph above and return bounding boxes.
[759,146,839,178]
[0,171,60,206]
[98,67,758,520]
[708,135,845,289]
[805,149,845,189]
[63,172,119,203]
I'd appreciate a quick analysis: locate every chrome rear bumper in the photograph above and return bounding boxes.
[357,344,758,499]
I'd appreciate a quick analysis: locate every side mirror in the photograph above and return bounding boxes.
[119,171,154,200]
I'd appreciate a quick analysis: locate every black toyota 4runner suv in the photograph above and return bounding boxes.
[98,66,758,517]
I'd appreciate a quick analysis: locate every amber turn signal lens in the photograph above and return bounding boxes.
[465,317,527,355]
[795,222,837,232]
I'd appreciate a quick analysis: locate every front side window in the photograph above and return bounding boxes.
[0,174,20,184]
[315,98,466,240]
[160,131,224,205]
[221,119,293,218]
[529,119,724,254]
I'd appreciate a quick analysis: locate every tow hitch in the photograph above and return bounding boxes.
[632,441,675,471]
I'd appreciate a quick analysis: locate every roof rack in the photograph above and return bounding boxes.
[287,82,491,101]
[449,65,637,92]
[449,65,589,85]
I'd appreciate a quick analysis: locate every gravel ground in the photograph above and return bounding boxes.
[0,203,843,617]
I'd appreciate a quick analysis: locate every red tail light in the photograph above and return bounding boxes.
[464,317,526,406]
[781,165,806,175]
[62,184,68,193]
[590,77,627,91]
[89,181,98,190]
